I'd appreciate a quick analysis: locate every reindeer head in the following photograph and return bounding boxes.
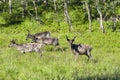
[8,40,17,47]
[66,35,76,44]
[26,30,32,40]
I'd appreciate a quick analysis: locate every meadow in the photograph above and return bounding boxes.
[0,19,120,80]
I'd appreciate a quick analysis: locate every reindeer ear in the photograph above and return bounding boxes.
[11,39,16,43]
[27,30,30,33]
[66,35,69,41]
[73,36,76,40]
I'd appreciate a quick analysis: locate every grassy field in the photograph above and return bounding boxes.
[0,20,120,80]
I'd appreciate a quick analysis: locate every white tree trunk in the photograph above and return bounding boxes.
[9,0,12,14]
[53,0,56,12]
[85,2,92,32]
[21,0,25,18]
[97,7,105,33]
[96,0,105,33]
[64,0,73,32]
[33,0,38,20]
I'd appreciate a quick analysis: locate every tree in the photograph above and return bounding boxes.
[84,1,92,32]
[64,0,73,32]
[21,0,25,18]
[9,0,12,14]
[96,0,105,33]
[53,0,56,12]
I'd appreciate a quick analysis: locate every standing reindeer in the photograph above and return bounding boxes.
[34,37,64,53]
[8,40,44,56]
[26,30,51,42]
[66,35,92,61]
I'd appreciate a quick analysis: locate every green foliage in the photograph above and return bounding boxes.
[0,0,120,32]
[0,16,5,24]
[0,12,24,25]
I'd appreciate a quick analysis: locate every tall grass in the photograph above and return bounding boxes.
[0,19,120,80]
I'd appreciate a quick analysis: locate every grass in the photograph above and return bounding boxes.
[0,19,120,80]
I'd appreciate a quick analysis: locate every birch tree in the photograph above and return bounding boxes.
[9,0,12,14]
[96,0,105,33]
[32,0,38,20]
[64,0,73,32]
[84,1,92,32]
[21,0,26,18]
[53,0,56,12]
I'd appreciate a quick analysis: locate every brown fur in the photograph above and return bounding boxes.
[66,35,92,61]
[34,37,64,53]
[8,40,44,56]
[26,30,51,42]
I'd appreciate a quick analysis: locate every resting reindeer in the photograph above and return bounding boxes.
[34,37,64,53]
[66,35,92,61]
[26,30,51,42]
[8,40,44,56]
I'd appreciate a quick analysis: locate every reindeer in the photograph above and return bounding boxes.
[26,30,51,42]
[34,37,64,53]
[66,35,92,61]
[8,40,44,56]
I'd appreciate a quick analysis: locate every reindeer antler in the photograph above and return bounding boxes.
[27,30,30,34]
[73,36,76,40]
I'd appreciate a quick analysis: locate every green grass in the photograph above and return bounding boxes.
[0,20,120,80]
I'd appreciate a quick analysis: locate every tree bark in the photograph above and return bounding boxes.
[64,0,73,32]
[9,0,12,14]
[25,1,32,17]
[53,0,56,12]
[33,0,38,20]
[21,0,25,18]
[97,7,105,33]
[85,1,92,32]
[24,0,44,24]
[96,0,105,33]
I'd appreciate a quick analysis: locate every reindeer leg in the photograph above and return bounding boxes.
[87,50,92,62]
[36,48,42,56]
[60,46,64,53]
[39,49,43,56]
[53,45,57,51]
[75,53,79,62]
[58,45,64,53]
